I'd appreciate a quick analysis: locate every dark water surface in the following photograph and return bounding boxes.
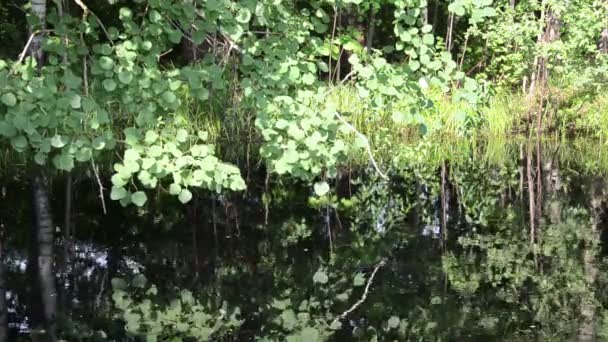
[3,137,608,341]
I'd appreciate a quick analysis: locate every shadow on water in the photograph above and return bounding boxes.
[2,136,608,341]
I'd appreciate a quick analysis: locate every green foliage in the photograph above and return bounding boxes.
[110,125,244,206]
[112,275,243,341]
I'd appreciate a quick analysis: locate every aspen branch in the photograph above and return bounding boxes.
[322,71,388,180]
[335,112,389,180]
[14,29,53,65]
[332,259,386,326]
[73,0,114,46]
[91,160,107,214]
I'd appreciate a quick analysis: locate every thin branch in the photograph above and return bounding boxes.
[82,53,89,96]
[14,29,53,65]
[335,112,389,180]
[157,48,174,61]
[73,0,114,46]
[329,5,339,82]
[332,259,386,325]
[321,71,388,180]
[91,160,107,214]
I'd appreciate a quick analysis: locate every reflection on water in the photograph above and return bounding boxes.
[2,137,608,341]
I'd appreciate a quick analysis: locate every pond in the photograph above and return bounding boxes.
[2,136,608,341]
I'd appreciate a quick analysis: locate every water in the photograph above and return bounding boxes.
[2,137,608,341]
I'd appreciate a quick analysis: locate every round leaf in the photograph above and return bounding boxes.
[178,189,193,203]
[236,8,252,23]
[131,191,148,207]
[313,270,329,284]
[103,79,117,91]
[1,93,17,107]
[313,182,330,196]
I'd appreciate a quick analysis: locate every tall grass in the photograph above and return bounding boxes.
[482,92,524,137]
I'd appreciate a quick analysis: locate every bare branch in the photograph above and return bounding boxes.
[335,112,389,180]
[14,29,53,66]
[91,160,107,215]
[332,259,386,326]
[73,0,114,46]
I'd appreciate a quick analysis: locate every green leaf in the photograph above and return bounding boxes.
[103,78,117,91]
[162,91,177,104]
[131,191,147,207]
[169,183,181,195]
[464,78,478,91]
[111,277,127,290]
[281,309,297,331]
[236,8,252,23]
[422,34,434,46]
[34,152,47,165]
[301,327,319,341]
[124,149,141,161]
[51,135,68,148]
[353,272,366,286]
[69,94,82,109]
[312,270,328,284]
[330,320,342,330]
[111,174,128,187]
[53,153,74,171]
[99,56,114,70]
[92,137,106,150]
[388,316,400,329]
[132,274,147,288]
[302,73,315,85]
[1,93,17,107]
[11,135,28,151]
[119,7,133,20]
[288,66,300,81]
[75,147,93,162]
[144,131,158,144]
[118,70,133,84]
[176,128,188,143]
[409,59,421,71]
[110,187,128,200]
[178,189,193,203]
[313,181,330,196]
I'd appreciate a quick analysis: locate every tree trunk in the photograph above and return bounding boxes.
[445,12,455,52]
[365,7,376,53]
[61,174,72,314]
[32,174,57,341]
[29,0,56,340]
[578,179,604,341]
[599,28,608,53]
[529,4,561,96]
[526,146,536,259]
[440,161,448,250]
[30,0,47,66]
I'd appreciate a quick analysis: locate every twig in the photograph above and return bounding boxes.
[328,5,339,82]
[73,0,114,46]
[321,70,388,180]
[331,259,386,325]
[335,112,388,180]
[14,29,53,65]
[94,269,108,310]
[91,159,107,214]
[82,54,89,96]
[157,48,174,60]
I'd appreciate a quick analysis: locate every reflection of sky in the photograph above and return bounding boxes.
[4,240,145,334]
[422,224,441,238]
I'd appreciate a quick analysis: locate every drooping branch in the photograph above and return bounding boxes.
[335,112,389,180]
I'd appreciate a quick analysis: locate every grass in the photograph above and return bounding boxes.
[482,92,525,137]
